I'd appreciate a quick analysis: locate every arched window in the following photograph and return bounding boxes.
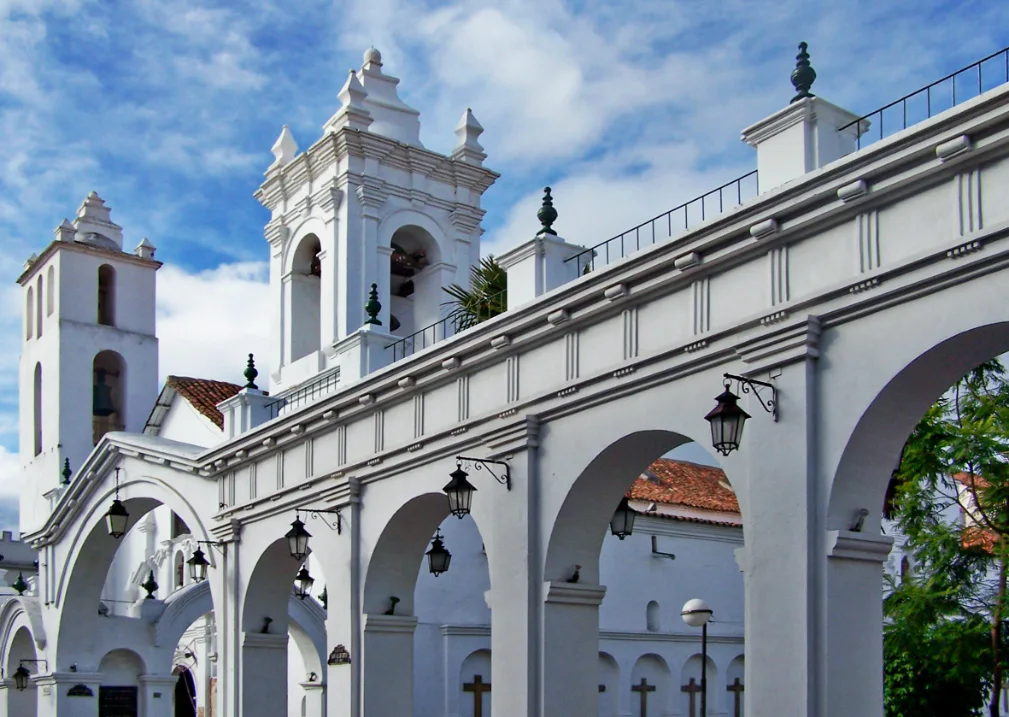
[36,275,43,337]
[289,235,321,362]
[33,363,42,455]
[97,264,115,326]
[92,351,125,444]
[46,266,55,315]
[646,600,661,632]
[388,225,441,339]
[25,287,33,340]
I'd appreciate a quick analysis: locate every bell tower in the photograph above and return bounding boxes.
[256,48,499,393]
[17,192,161,533]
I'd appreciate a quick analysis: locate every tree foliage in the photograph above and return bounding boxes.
[441,256,507,330]
[886,359,1009,716]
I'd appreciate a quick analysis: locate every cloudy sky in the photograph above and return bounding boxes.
[0,0,1007,531]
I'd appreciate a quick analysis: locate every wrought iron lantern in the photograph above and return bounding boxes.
[609,496,637,540]
[295,566,315,600]
[13,664,30,691]
[187,547,210,583]
[286,515,312,561]
[443,464,477,518]
[426,529,452,576]
[704,385,750,456]
[104,468,129,539]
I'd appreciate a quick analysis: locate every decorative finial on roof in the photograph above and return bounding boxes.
[324,70,373,134]
[134,237,156,260]
[790,41,816,103]
[141,570,159,599]
[364,46,383,68]
[269,125,298,171]
[364,283,382,326]
[61,458,72,486]
[23,253,37,270]
[55,219,76,242]
[12,572,27,596]
[452,108,486,166]
[243,354,259,390]
[536,187,558,236]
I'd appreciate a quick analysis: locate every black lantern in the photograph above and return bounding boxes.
[13,665,30,691]
[286,515,312,561]
[609,496,637,540]
[426,530,452,576]
[443,464,477,518]
[105,467,129,539]
[187,547,210,583]
[704,385,750,456]
[295,566,315,600]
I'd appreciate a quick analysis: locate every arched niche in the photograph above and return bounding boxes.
[630,653,671,717]
[93,350,126,444]
[46,265,54,316]
[97,264,116,326]
[680,653,719,717]
[35,275,43,337]
[388,224,444,338]
[25,286,33,339]
[726,655,745,717]
[598,651,620,717]
[33,363,42,456]
[646,600,661,632]
[459,649,492,717]
[288,233,322,363]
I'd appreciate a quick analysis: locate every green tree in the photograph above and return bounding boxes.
[887,360,1009,716]
[442,256,507,330]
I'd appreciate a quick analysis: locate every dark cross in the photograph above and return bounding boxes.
[632,677,656,717]
[727,678,744,717]
[463,674,491,717]
[682,678,703,717]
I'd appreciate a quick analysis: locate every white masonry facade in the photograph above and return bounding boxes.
[3,43,1009,717]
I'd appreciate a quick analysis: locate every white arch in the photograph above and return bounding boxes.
[377,208,451,255]
[283,217,329,276]
[0,597,46,667]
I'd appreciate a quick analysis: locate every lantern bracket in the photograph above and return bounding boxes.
[456,456,510,491]
[196,540,227,556]
[723,373,777,421]
[297,508,343,534]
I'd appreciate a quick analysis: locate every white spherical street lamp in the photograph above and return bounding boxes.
[681,598,714,717]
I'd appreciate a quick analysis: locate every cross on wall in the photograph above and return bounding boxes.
[681,677,703,717]
[463,674,491,717]
[727,677,744,717]
[631,677,657,717]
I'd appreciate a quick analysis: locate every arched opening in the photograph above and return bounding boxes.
[680,653,718,717]
[726,655,745,717]
[289,234,322,363]
[46,266,54,316]
[388,225,441,339]
[630,653,671,717]
[93,350,126,444]
[598,652,620,717]
[98,648,144,715]
[98,264,116,326]
[6,626,38,717]
[25,286,33,340]
[459,649,492,717]
[32,363,42,456]
[646,601,660,632]
[173,665,197,717]
[35,275,42,338]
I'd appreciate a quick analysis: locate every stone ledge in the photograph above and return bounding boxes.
[826,530,894,563]
[543,580,607,606]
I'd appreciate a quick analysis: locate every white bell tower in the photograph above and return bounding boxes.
[255,48,500,393]
[17,192,161,533]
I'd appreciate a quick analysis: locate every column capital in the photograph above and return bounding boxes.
[826,529,894,563]
[543,580,607,606]
[363,613,419,634]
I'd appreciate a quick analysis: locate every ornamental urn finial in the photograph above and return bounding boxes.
[790,41,816,103]
[141,570,159,600]
[243,354,259,390]
[364,283,383,326]
[61,458,72,486]
[536,187,558,236]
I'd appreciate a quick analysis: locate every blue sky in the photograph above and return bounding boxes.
[0,0,1007,529]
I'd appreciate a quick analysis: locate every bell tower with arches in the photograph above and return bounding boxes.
[16,192,160,533]
[256,48,499,392]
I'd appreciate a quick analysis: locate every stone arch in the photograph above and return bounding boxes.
[241,537,304,634]
[98,646,145,685]
[55,468,216,661]
[97,263,116,326]
[598,651,620,716]
[680,653,719,716]
[7,625,39,717]
[459,649,492,717]
[379,210,452,338]
[630,653,671,717]
[287,232,322,363]
[93,350,126,444]
[0,598,46,667]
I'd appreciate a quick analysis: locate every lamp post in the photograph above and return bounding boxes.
[681,598,713,717]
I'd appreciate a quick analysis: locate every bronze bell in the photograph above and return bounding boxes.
[93,369,117,417]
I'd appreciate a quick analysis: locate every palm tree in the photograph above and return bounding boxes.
[442,256,507,330]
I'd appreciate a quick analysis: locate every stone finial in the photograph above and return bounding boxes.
[23,253,38,270]
[324,70,374,134]
[77,191,112,223]
[244,353,259,389]
[269,125,298,171]
[12,572,27,596]
[134,237,157,260]
[536,187,558,236]
[790,42,816,103]
[364,283,383,326]
[452,108,486,166]
[363,46,383,69]
[73,190,124,249]
[141,570,159,599]
[61,458,72,486]
[55,218,76,242]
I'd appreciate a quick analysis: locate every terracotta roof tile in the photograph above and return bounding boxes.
[962,524,1000,553]
[646,512,742,528]
[627,458,739,513]
[167,376,243,429]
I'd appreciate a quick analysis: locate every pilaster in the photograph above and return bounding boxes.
[362,614,418,717]
[139,673,178,717]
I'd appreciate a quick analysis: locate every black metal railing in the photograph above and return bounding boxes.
[387,288,508,362]
[841,44,1009,149]
[266,369,341,420]
[565,170,759,274]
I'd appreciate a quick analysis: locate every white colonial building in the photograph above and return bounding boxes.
[2,40,1009,717]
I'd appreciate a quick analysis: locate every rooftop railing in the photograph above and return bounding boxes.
[840,44,1009,149]
[266,369,341,420]
[565,170,759,274]
[386,288,507,362]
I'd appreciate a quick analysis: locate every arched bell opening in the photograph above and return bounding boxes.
[388,225,442,338]
[92,350,126,444]
[288,234,322,363]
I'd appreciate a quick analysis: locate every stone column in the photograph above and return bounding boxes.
[542,581,607,717]
[824,531,893,717]
[240,632,289,717]
[35,672,102,717]
[375,245,393,332]
[139,674,177,717]
[361,614,418,715]
[299,681,325,717]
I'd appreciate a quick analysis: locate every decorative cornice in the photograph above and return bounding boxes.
[363,614,419,634]
[826,530,894,563]
[735,315,821,370]
[543,581,607,606]
[242,632,290,649]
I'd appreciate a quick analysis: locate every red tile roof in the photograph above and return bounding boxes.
[963,524,1000,553]
[628,458,740,514]
[167,376,243,428]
